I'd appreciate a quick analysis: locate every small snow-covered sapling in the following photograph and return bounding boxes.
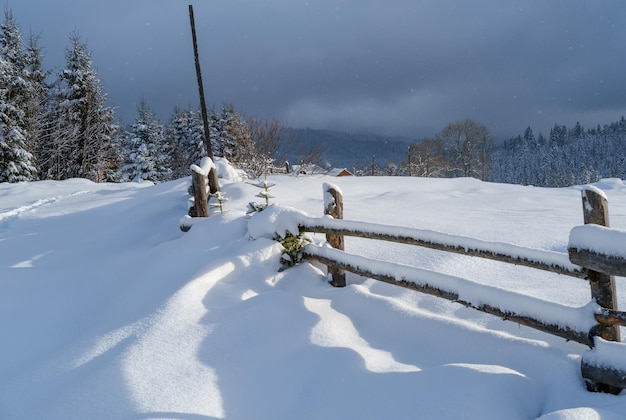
[275,232,312,270]
[210,191,228,214]
[247,179,276,215]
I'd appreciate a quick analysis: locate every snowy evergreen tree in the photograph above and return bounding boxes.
[100,122,125,182]
[39,81,73,180]
[212,104,233,159]
[216,104,255,163]
[0,10,37,182]
[23,32,49,173]
[490,117,626,187]
[168,106,206,179]
[215,103,259,177]
[122,99,171,182]
[41,31,117,182]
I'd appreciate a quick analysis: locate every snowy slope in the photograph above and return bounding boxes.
[1,171,626,419]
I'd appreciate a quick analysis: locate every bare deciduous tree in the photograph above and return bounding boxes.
[247,116,289,166]
[437,119,493,180]
[408,137,447,177]
[247,116,324,175]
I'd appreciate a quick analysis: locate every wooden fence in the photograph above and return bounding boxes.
[297,183,626,393]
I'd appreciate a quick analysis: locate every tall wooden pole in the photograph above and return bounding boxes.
[189,4,219,192]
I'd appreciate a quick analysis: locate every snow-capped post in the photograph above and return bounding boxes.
[324,183,346,287]
[191,171,209,218]
[573,186,623,393]
[189,157,215,219]
[579,186,620,344]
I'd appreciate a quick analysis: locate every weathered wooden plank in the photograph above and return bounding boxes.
[302,251,592,346]
[581,360,626,394]
[594,308,626,327]
[191,170,209,218]
[301,225,587,279]
[569,248,626,277]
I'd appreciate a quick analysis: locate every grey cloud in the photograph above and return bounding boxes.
[12,0,626,140]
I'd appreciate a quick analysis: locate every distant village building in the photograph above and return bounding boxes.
[328,168,353,177]
[287,164,352,177]
[292,164,322,175]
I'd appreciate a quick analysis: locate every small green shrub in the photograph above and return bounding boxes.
[276,232,312,270]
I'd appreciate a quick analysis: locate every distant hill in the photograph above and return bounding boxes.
[282,128,413,170]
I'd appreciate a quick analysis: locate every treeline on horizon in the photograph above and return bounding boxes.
[372,118,626,188]
[490,120,626,187]
[1,8,624,188]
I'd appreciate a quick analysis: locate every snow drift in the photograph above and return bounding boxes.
[1,172,626,419]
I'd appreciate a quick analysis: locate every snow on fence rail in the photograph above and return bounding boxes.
[303,214,586,279]
[286,183,626,393]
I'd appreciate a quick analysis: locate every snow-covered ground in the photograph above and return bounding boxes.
[2,165,626,419]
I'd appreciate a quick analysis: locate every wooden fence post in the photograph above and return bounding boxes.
[208,167,218,194]
[580,187,620,343]
[324,184,346,287]
[191,170,209,218]
[578,187,622,393]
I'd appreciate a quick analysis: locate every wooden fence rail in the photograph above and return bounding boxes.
[297,183,626,393]
[303,224,587,279]
[302,245,592,346]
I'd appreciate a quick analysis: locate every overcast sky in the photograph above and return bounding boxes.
[11,0,626,140]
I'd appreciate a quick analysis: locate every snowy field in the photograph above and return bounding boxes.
[2,163,626,419]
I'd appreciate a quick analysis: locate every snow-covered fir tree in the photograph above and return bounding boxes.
[100,123,125,182]
[23,32,49,173]
[490,118,626,187]
[167,103,269,179]
[122,99,172,183]
[41,31,117,182]
[168,106,206,179]
[215,104,255,163]
[0,10,37,182]
[214,103,258,176]
[211,105,235,159]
